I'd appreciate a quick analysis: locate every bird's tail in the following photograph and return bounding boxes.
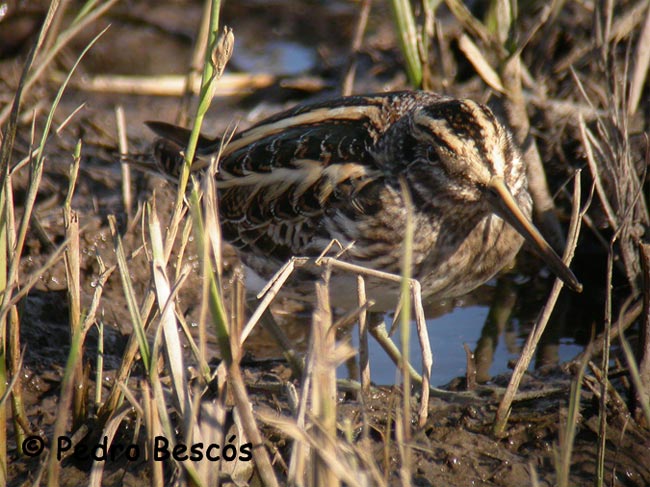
[120,121,220,180]
[116,141,183,182]
[145,121,219,153]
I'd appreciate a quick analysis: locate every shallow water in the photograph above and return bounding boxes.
[235,39,317,75]
[348,304,585,386]
[243,272,594,387]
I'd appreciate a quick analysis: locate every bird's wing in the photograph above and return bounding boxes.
[217,112,385,261]
[145,92,435,264]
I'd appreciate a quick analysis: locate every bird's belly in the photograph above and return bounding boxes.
[417,214,525,299]
[242,257,403,311]
[242,214,524,312]
[321,213,525,309]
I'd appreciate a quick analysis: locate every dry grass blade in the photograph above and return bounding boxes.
[148,318,187,482]
[148,201,187,413]
[141,381,164,487]
[54,72,275,96]
[45,281,101,486]
[0,0,60,179]
[596,185,619,485]
[63,141,83,428]
[410,279,431,425]
[241,257,308,345]
[0,0,117,126]
[485,0,512,44]
[389,0,422,87]
[260,411,375,487]
[579,115,618,229]
[638,241,650,420]
[229,363,281,487]
[189,186,231,363]
[311,272,339,487]
[341,0,371,96]
[109,215,151,368]
[88,406,136,487]
[115,105,132,221]
[203,160,223,279]
[494,171,583,435]
[444,0,499,50]
[458,34,505,93]
[1,26,107,328]
[357,275,370,394]
[619,332,650,425]
[627,1,650,115]
[316,256,433,408]
[555,343,591,487]
[289,322,317,485]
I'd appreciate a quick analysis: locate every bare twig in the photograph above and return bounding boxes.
[494,171,583,435]
[115,105,132,221]
[54,71,274,96]
[342,0,372,96]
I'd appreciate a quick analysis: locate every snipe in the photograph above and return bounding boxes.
[145,90,581,309]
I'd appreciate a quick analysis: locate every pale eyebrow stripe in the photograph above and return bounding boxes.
[412,111,466,155]
[222,105,383,156]
[461,100,503,174]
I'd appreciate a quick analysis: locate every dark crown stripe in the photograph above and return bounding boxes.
[415,100,497,155]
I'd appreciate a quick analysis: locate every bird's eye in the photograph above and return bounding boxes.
[485,184,499,200]
[425,146,437,163]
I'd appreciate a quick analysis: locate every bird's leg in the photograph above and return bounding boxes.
[366,281,432,425]
[367,312,424,386]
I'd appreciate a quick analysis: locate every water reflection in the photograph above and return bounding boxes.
[355,278,586,386]
[245,276,589,387]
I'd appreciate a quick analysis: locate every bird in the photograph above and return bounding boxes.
[144,90,582,310]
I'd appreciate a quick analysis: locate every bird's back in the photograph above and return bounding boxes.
[147,91,570,309]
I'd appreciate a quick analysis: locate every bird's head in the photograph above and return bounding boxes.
[410,98,582,292]
[410,98,522,199]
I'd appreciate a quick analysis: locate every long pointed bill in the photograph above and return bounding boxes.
[487,177,583,293]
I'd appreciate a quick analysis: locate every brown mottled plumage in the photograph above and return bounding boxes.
[145,91,581,309]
